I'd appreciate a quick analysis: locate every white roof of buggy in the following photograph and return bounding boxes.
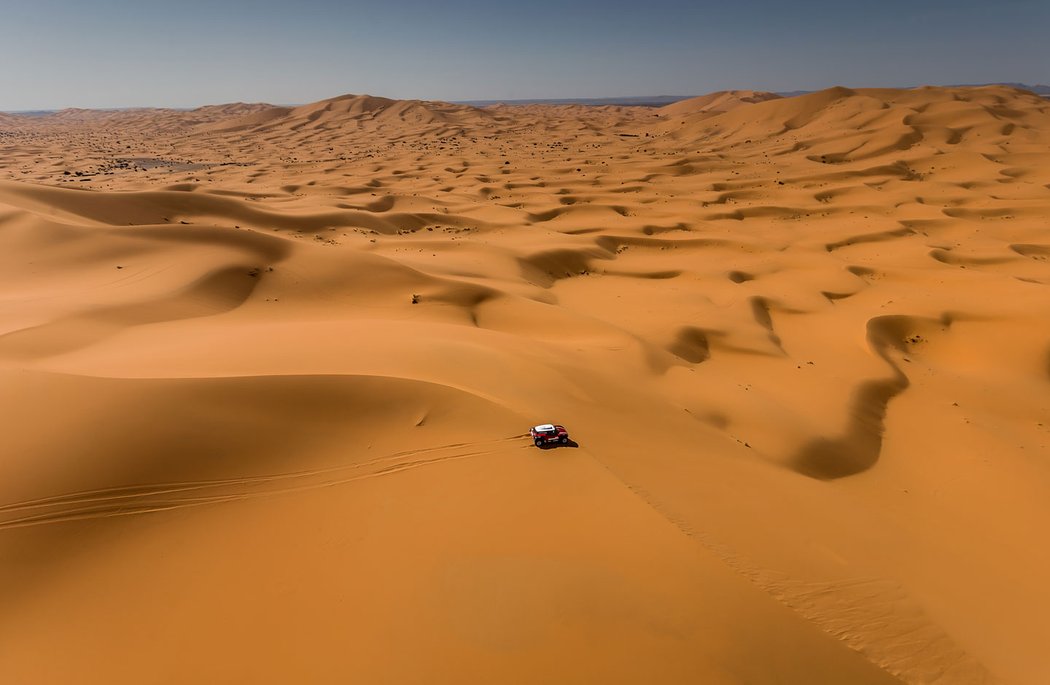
[534,424,556,432]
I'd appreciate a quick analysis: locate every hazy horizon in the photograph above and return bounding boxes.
[4,81,1049,114]
[1,0,1047,111]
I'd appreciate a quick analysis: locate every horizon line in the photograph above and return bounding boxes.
[3,81,1048,114]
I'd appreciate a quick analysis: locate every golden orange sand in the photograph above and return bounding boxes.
[0,87,1048,684]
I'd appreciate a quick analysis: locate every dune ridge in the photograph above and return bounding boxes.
[658,89,782,118]
[0,86,1048,684]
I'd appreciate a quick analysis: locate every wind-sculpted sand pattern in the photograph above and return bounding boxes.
[1,86,1048,684]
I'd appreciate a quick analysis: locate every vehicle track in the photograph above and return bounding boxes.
[0,435,525,531]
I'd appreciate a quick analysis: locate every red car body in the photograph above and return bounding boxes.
[530,423,569,446]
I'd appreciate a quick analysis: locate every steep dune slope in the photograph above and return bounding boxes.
[659,89,781,118]
[0,87,1048,684]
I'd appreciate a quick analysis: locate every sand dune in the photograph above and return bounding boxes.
[0,86,1048,684]
[659,89,782,118]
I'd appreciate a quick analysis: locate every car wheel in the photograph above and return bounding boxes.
[559,435,568,444]
[534,439,544,447]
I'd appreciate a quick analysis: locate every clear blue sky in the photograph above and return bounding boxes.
[1,0,1046,110]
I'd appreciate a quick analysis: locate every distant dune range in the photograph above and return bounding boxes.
[1,86,1049,684]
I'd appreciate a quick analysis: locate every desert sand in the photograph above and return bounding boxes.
[0,86,1048,684]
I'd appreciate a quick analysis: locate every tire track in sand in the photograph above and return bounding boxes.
[0,436,523,531]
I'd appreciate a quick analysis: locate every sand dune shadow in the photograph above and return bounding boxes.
[790,315,952,479]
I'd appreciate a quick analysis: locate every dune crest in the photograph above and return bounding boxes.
[658,89,782,118]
